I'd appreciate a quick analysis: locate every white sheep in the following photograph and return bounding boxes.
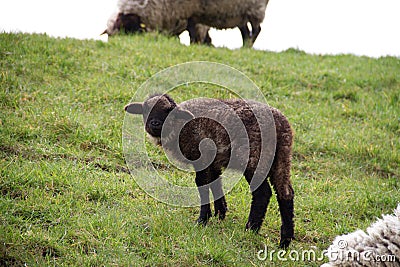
[106,0,270,47]
[103,10,212,45]
[321,203,400,267]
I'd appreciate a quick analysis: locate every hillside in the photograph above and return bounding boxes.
[1,32,399,266]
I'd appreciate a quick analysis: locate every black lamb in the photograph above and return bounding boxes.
[125,94,294,248]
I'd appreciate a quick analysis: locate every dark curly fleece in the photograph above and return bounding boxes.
[125,94,294,248]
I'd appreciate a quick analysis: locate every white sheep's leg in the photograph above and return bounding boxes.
[210,174,228,220]
[239,25,252,47]
[186,17,197,44]
[244,171,272,232]
[195,170,212,225]
[250,23,261,44]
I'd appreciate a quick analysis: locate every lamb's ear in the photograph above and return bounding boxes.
[124,103,143,114]
[173,107,194,120]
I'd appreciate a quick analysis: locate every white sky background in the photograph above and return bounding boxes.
[0,0,399,58]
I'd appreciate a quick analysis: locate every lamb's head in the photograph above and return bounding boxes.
[124,94,194,139]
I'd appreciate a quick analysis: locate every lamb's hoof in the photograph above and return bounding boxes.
[214,199,228,220]
[214,206,227,220]
[196,210,212,226]
[279,238,292,249]
[214,210,226,220]
[196,217,209,226]
[245,221,261,233]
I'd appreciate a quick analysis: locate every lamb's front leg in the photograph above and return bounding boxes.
[210,176,228,220]
[244,174,272,232]
[195,170,212,225]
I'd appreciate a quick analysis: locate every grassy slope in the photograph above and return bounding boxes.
[0,32,399,266]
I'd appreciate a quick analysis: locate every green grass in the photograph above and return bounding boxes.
[1,32,399,266]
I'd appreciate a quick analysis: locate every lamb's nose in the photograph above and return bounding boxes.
[151,121,161,127]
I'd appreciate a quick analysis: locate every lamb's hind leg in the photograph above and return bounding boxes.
[195,170,212,225]
[277,194,294,248]
[271,148,295,248]
[244,171,272,232]
[210,173,227,220]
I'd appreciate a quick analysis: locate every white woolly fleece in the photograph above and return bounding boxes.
[116,0,269,34]
[321,203,400,267]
